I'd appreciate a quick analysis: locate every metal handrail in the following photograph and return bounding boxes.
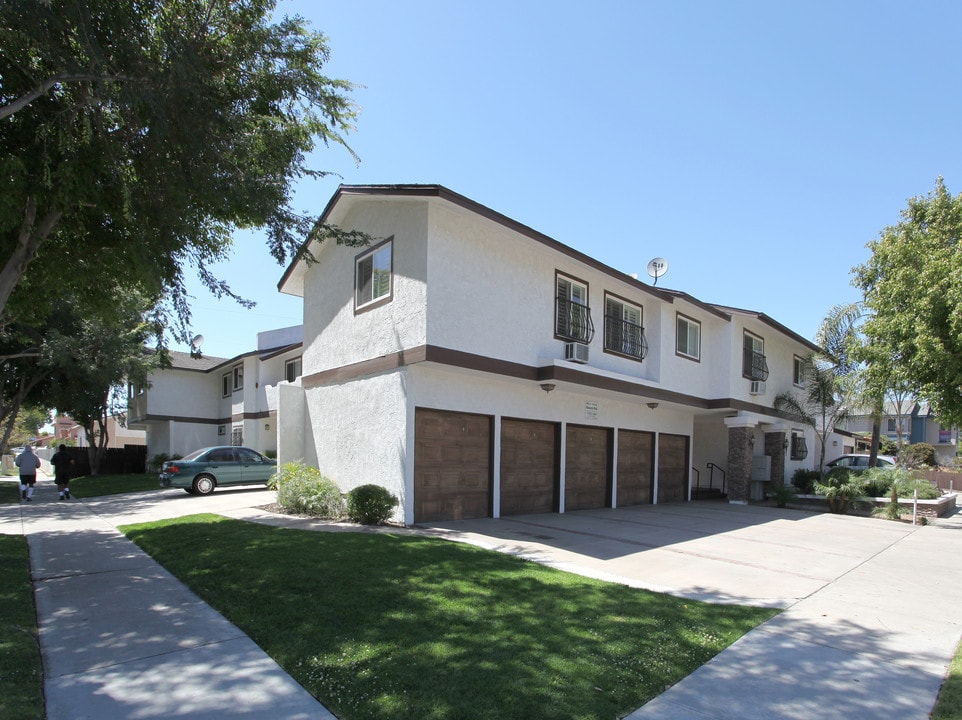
[691,466,700,488]
[707,462,727,495]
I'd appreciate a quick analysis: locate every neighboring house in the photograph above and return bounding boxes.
[275,184,823,525]
[838,401,960,465]
[127,325,303,459]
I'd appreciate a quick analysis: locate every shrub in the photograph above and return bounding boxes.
[814,468,866,514]
[263,449,277,459]
[902,442,936,468]
[791,468,820,494]
[892,475,941,500]
[767,484,796,508]
[273,461,344,518]
[346,484,398,525]
[878,436,898,456]
[860,466,896,498]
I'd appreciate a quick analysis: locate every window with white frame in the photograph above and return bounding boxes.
[285,356,302,383]
[230,426,243,447]
[676,313,701,361]
[355,239,393,310]
[743,331,769,380]
[555,273,594,343]
[793,355,806,387]
[232,365,243,391]
[604,294,646,359]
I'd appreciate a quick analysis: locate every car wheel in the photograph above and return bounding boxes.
[193,475,215,496]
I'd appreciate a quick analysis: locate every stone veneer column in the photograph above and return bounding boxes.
[764,431,787,489]
[726,425,754,504]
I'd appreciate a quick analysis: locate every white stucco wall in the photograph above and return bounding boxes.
[300,200,429,374]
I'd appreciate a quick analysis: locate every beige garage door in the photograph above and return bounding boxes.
[657,433,690,503]
[500,418,558,516]
[617,430,654,506]
[414,409,491,523]
[565,425,612,511]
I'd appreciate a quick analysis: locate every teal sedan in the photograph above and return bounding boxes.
[159,446,277,495]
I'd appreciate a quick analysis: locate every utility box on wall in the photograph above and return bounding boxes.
[750,455,771,500]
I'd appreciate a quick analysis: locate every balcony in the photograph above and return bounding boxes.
[556,297,595,343]
[604,315,648,360]
[743,348,770,381]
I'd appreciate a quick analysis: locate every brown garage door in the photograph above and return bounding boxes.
[500,418,558,516]
[657,433,690,503]
[565,425,612,511]
[414,409,491,523]
[617,430,654,506]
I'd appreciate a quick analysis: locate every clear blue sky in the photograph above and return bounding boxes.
[185,0,962,360]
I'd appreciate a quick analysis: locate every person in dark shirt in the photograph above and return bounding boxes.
[50,445,74,501]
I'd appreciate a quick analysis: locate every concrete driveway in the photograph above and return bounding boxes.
[420,501,962,719]
[420,501,919,607]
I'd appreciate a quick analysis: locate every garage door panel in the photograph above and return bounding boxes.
[657,433,689,504]
[415,409,491,523]
[501,418,557,516]
[565,425,611,511]
[618,430,653,506]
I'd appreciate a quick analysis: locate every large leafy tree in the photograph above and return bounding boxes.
[0,0,362,338]
[44,290,166,474]
[854,178,962,426]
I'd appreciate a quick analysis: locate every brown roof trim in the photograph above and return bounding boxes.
[710,304,822,354]
[301,343,790,421]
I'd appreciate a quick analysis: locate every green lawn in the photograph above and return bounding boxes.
[122,514,777,720]
[0,535,43,720]
[933,637,962,720]
[68,472,161,498]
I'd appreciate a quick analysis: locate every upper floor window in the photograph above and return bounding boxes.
[743,331,769,381]
[232,365,243,391]
[355,239,393,311]
[604,294,647,360]
[222,372,231,398]
[676,314,701,361]
[793,355,806,387]
[555,273,594,343]
[285,356,302,383]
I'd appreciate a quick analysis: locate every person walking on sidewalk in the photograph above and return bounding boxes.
[50,444,74,500]
[15,445,42,501]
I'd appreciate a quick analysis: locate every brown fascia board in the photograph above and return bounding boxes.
[259,342,303,361]
[278,184,818,350]
[710,303,822,355]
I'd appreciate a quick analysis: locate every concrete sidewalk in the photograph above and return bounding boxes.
[0,476,333,720]
[3,474,961,719]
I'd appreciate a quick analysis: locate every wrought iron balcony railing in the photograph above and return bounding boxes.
[743,348,770,381]
[604,315,648,359]
[556,297,595,343]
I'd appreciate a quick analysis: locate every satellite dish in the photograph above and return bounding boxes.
[646,257,669,285]
[190,334,204,358]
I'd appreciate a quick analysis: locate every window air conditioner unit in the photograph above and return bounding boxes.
[564,342,590,364]
[750,380,766,396]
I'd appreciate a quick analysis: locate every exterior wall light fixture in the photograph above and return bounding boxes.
[540,383,556,394]
[647,402,659,409]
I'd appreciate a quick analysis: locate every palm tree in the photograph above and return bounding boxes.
[775,355,852,477]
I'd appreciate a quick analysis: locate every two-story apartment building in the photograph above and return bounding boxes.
[276,184,822,525]
[128,326,303,458]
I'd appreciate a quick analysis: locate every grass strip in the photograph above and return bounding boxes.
[0,534,43,719]
[69,473,162,498]
[122,514,777,720]
[932,636,962,720]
